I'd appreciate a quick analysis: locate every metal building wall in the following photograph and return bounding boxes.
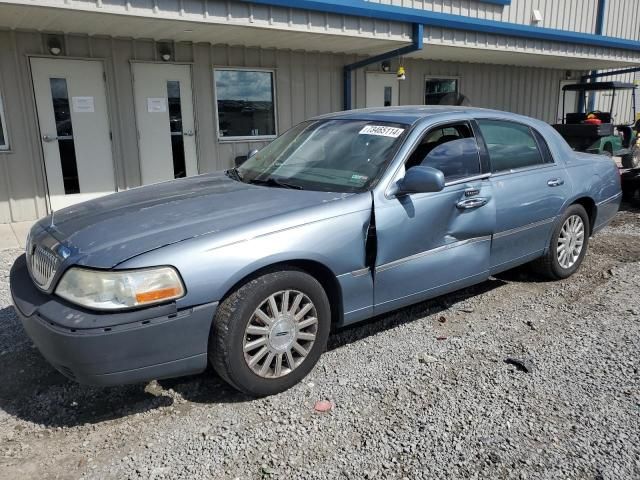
[356,57,574,123]
[0,28,619,224]
[604,0,640,41]
[366,0,600,34]
[593,70,639,125]
[0,30,355,222]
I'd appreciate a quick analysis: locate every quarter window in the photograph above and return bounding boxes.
[214,69,276,140]
[477,120,546,173]
[0,92,8,150]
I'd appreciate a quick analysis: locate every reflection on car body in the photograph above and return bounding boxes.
[10,106,622,396]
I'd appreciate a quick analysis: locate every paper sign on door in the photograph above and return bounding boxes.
[147,98,167,113]
[72,96,95,113]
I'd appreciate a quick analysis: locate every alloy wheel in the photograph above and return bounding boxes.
[243,290,318,378]
[557,214,585,269]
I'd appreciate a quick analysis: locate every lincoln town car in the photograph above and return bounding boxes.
[10,107,622,396]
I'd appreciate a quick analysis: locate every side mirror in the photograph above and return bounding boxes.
[395,166,445,195]
[234,148,260,167]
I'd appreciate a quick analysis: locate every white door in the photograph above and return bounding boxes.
[366,73,400,108]
[30,58,116,210]
[557,80,578,123]
[132,63,198,185]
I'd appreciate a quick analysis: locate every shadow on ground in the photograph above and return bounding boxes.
[0,274,511,427]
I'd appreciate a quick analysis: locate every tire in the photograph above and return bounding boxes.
[209,269,331,396]
[621,150,640,169]
[533,204,590,280]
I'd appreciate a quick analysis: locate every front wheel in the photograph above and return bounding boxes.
[533,204,590,280]
[209,269,331,396]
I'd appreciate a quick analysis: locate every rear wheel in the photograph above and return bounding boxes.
[533,204,590,280]
[209,269,331,396]
[621,148,640,169]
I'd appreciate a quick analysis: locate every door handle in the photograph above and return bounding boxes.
[547,178,564,187]
[456,197,488,209]
[42,134,58,142]
[183,130,195,137]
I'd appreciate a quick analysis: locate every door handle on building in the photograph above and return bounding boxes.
[547,178,564,187]
[183,130,195,137]
[456,197,488,209]
[42,134,58,142]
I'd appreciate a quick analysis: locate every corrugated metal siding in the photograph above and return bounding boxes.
[418,26,640,68]
[355,57,573,122]
[604,0,640,41]
[0,31,354,222]
[366,0,600,33]
[593,69,639,125]
[0,28,621,223]
[0,0,412,45]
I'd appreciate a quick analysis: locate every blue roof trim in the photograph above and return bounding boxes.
[242,0,640,52]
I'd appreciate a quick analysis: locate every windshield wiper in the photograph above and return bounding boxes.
[248,177,303,190]
[225,168,244,182]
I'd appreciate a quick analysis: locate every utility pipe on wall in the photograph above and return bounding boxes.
[342,23,424,110]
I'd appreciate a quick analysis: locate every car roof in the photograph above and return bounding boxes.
[311,106,524,126]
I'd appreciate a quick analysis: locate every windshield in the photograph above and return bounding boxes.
[235,119,409,192]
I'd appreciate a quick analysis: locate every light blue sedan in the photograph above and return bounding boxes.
[11,107,621,396]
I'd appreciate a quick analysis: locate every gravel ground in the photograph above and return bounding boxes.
[1,206,639,480]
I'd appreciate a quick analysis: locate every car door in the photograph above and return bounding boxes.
[474,119,571,273]
[373,121,496,315]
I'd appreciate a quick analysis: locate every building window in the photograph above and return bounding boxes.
[214,68,277,140]
[425,77,459,105]
[0,93,8,150]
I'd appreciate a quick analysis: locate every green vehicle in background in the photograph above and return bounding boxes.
[553,81,639,169]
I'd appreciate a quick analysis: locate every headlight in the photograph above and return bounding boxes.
[55,266,185,310]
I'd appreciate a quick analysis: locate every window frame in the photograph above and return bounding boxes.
[213,66,278,143]
[474,118,555,176]
[387,120,487,194]
[0,90,9,151]
[424,76,460,106]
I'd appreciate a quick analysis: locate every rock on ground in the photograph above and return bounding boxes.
[1,207,639,479]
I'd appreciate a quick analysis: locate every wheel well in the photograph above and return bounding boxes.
[603,143,613,154]
[572,197,597,235]
[220,260,344,326]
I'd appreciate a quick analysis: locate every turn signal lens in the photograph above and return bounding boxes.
[55,266,185,310]
[136,287,183,304]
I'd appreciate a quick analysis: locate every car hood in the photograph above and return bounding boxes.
[36,173,353,268]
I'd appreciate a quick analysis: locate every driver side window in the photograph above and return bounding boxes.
[405,122,481,182]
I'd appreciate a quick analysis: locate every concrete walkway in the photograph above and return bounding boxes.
[0,222,31,250]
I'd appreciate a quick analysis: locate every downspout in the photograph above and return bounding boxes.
[343,23,424,110]
[583,0,607,112]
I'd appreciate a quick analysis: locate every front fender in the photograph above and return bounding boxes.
[118,207,372,309]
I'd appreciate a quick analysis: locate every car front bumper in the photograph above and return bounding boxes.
[10,254,217,386]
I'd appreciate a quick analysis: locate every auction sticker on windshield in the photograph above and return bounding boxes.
[359,125,405,138]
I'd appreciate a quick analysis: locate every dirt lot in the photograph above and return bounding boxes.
[1,205,639,480]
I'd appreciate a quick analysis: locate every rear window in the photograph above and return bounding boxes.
[477,120,546,173]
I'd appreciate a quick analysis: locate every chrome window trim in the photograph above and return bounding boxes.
[596,192,622,206]
[489,162,557,178]
[493,217,556,240]
[375,236,491,273]
[444,172,492,187]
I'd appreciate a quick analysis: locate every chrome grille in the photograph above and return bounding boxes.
[29,245,59,289]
